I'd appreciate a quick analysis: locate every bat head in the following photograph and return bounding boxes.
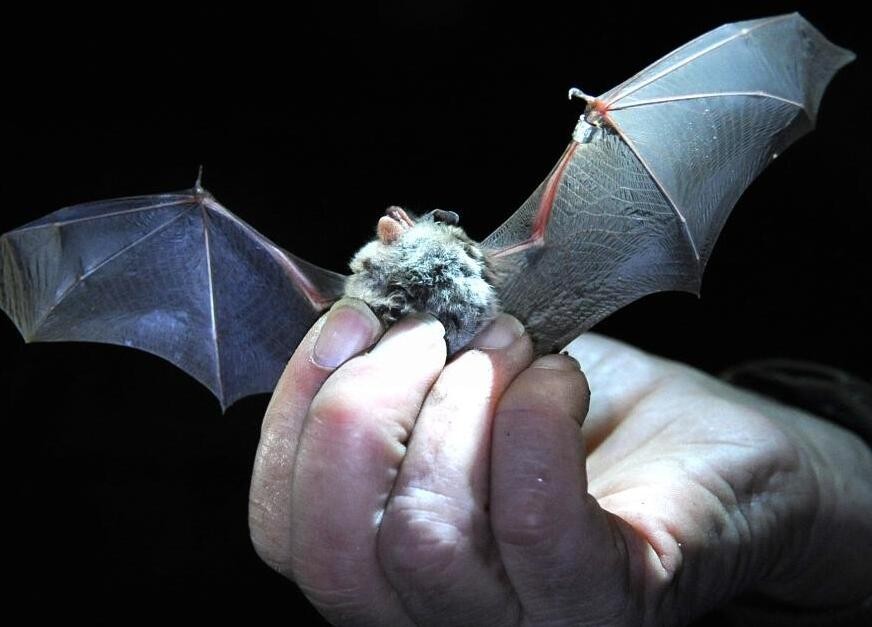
[344,207,500,354]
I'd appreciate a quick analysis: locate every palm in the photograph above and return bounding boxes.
[568,334,804,621]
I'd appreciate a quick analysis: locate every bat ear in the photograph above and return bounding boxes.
[377,215,405,243]
[379,206,417,244]
[428,209,460,226]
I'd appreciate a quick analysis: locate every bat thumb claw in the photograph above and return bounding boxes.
[567,87,592,102]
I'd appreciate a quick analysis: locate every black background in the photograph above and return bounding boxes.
[1,2,867,622]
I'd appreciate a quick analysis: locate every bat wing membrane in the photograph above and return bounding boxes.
[0,190,346,409]
[484,132,699,353]
[485,13,853,353]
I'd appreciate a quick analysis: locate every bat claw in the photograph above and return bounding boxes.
[568,87,593,103]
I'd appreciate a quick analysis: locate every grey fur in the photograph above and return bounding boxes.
[344,210,499,353]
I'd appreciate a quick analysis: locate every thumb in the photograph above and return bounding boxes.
[490,355,639,624]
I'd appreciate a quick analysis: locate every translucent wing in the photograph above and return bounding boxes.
[484,13,854,353]
[0,188,346,409]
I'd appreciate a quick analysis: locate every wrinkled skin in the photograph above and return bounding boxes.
[249,298,872,626]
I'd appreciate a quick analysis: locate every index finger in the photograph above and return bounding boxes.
[249,298,383,574]
[288,314,447,625]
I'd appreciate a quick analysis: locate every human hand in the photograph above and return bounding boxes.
[249,298,872,625]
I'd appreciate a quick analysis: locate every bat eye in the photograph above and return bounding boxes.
[429,209,459,226]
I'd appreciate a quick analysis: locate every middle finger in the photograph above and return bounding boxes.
[289,314,447,626]
[378,314,534,626]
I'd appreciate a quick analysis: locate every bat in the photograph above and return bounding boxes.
[0,13,854,410]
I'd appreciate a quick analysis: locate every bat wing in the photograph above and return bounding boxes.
[483,13,854,353]
[0,186,347,410]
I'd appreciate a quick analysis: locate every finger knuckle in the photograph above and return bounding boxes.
[308,389,363,432]
[378,489,466,579]
[309,389,411,450]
